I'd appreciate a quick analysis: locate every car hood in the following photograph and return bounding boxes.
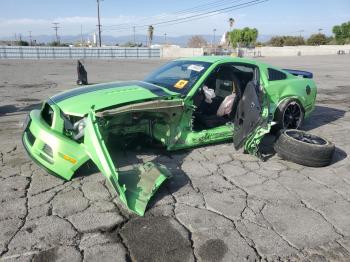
[49,81,177,116]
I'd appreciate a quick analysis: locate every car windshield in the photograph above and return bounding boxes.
[144,60,212,94]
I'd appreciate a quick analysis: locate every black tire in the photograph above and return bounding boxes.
[274,99,304,130]
[274,129,335,167]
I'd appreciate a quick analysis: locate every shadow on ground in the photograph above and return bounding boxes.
[75,104,349,205]
[303,105,346,131]
[303,105,347,164]
[0,103,42,117]
[75,134,190,209]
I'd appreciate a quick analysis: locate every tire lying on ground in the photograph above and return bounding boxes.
[274,129,335,167]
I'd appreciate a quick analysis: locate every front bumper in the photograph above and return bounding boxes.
[22,110,89,180]
[23,108,172,216]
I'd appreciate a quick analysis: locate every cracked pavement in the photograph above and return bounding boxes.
[0,56,350,261]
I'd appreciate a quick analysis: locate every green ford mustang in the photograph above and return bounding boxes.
[22,56,317,215]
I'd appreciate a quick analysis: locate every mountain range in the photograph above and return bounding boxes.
[1,34,272,47]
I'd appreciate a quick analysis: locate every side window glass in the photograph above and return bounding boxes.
[268,68,287,81]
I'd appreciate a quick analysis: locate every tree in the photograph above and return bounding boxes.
[332,21,350,44]
[268,36,305,46]
[307,33,328,45]
[229,27,258,48]
[48,41,69,47]
[121,41,140,47]
[229,29,242,48]
[284,36,305,46]
[242,27,258,47]
[187,35,208,48]
[17,40,29,46]
[269,36,284,47]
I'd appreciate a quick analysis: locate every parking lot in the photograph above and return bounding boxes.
[0,55,349,261]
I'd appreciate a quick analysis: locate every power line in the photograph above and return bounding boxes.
[104,0,268,33]
[82,0,242,36]
[52,22,60,43]
[83,0,268,40]
[103,0,243,30]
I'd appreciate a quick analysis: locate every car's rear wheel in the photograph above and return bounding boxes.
[275,99,304,130]
[274,129,335,167]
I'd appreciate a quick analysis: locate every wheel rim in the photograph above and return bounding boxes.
[282,102,302,129]
[286,130,327,145]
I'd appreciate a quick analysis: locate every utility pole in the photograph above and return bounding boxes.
[164,33,167,45]
[133,26,136,45]
[298,29,304,38]
[213,28,217,55]
[28,31,32,46]
[52,22,60,43]
[80,24,83,46]
[96,0,102,47]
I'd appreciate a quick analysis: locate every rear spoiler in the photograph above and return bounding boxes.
[283,69,313,79]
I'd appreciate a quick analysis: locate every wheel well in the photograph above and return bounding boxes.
[273,97,305,121]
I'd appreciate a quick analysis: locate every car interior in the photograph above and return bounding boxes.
[192,63,255,131]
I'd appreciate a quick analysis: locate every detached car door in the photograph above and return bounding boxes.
[233,69,271,155]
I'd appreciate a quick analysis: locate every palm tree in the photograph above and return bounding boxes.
[227,18,235,47]
[229,18,235,30]
[148,25,154,47]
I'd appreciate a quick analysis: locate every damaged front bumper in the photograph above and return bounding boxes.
[22,110,89,180]
[22,109,172,216]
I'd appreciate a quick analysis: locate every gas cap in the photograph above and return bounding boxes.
[306,85,311,95]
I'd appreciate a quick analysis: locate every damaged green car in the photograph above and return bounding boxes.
[22,56,317,215]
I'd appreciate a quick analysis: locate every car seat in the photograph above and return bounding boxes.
[195,66,242,129]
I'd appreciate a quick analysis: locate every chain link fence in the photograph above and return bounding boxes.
[0,46,161,59]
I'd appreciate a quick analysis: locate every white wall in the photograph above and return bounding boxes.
[161,45,350,58]
[243,45,350,57]
[161,47,204,58]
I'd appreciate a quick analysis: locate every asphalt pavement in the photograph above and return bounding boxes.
[0,55,349,261]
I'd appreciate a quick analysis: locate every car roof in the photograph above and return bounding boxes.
[177,56,261,65]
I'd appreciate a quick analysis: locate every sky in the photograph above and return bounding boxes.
[0,0,349,39]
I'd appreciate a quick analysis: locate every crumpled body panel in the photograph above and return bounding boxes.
[84,111,171,216]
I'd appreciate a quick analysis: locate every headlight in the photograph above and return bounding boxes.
[61,113,86,141]
[72,118,86,140]
[42,103,54,126]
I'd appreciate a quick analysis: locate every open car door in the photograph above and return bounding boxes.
[84,111,171,216]
[233,69,271,155]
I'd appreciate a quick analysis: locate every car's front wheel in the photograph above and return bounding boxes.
[275,99,304,130]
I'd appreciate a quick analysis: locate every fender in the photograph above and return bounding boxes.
[84,110,171,216]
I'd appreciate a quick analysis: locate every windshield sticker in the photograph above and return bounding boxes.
[188,64,205,72]
[174,80,189,89]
